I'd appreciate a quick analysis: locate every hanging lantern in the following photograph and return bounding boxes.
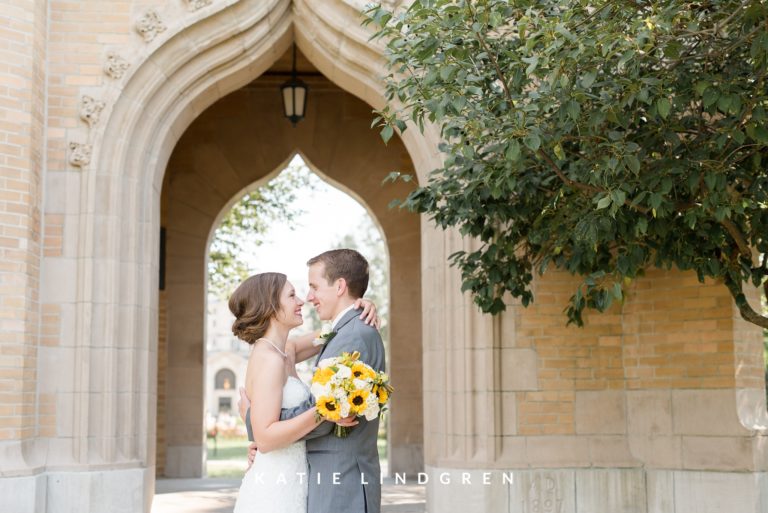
[281,44,307,126]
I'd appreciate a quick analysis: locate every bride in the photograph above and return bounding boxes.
[228,272,374,513]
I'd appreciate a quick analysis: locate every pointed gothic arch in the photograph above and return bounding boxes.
[67,2,439,509]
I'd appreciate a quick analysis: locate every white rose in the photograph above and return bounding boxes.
[353,378,371,390]
[335,366,352,379]
[318,357,340,369]
[363,396,380,421]
[311,383,331,399]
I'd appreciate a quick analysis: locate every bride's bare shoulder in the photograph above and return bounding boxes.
[246,343,285,376]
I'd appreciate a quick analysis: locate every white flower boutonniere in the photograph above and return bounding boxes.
[312,327,337,347]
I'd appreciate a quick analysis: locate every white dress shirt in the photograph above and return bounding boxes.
[331,303,356,331]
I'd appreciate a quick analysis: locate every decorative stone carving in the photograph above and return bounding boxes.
[135,9,166,42]
[186,0,213,10]
[104,52,130,79]
[69,142,92,167]
[524,474,564,513]
[79,96,105,127]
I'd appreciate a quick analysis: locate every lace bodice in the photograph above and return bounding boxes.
[281,375,310,409]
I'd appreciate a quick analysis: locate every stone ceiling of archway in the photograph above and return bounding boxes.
[160,53,417,250]
[261,46,319,75]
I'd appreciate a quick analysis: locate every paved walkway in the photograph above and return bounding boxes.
[152,478,425,513]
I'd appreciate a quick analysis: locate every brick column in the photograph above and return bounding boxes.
[0,0,46,456]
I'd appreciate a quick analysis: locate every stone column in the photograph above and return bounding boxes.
[161,191,210,478]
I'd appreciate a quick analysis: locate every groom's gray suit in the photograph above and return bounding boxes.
[284,307,385,513]
[246,307,385,512]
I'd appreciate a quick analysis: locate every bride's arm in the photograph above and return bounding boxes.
[289,331,322,364]
[248,352,322,453]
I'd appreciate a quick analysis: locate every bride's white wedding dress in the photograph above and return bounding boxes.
[234,376,309,513]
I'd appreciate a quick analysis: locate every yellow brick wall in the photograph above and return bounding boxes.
[516,271,624,435]
[623,271,737,390]
[0,0,47,442]
[514,269,761,436]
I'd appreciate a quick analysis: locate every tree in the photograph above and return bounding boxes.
[334,217,390,343]
[208,162,310,298]
[365,0,768,328]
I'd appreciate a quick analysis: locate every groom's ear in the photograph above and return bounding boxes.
[335,278,348,297]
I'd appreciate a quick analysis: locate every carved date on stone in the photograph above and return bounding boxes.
[135,9,166,42]
[523,475,563,513]
[104,52,130,79]
[69,142,92,167]
[186,0,213,10]
[79,96,105,127]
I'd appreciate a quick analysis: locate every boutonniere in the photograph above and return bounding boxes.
[313,328,337,346]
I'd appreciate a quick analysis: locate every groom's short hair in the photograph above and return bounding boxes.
[307,249,369,299]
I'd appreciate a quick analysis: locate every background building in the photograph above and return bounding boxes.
[205,298,248,422]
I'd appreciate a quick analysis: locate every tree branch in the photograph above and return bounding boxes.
[724,274,768,329]
[466,2,512,101]
[536,149,652,215]
[719,218,752,260]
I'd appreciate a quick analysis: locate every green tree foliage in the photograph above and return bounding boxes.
[208,163,310,298]
[365,0,768,327]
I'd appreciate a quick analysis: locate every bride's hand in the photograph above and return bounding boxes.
[354,298,382,329]
[332,414,359,427]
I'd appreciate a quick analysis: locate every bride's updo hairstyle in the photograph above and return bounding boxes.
[228,272,287,344]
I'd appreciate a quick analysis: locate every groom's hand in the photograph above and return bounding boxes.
[246,441,258,469]
[238,387,250,423]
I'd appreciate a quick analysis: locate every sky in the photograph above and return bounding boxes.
[238,154,379,298]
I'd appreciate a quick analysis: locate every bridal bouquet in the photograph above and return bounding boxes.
[310,351,393,437]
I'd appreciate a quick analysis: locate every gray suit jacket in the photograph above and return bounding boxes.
[282,307,386,513]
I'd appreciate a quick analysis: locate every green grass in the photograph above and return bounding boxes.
[206,436,250,461]
[206,437,249,478]
[204,435,389,478]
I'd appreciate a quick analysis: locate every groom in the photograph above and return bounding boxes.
[246,249,386,513]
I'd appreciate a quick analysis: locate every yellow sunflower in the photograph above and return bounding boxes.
[317,396,341,421]
[313,367,335,385]
[350,363,375,381]
[375,385,389,404]
[347,389,370,414]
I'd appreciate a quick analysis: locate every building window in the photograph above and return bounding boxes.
[219,397,232,413]
[215,368,236,390]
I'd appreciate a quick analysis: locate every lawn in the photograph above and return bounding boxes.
[206,437,249,478]
[205,436,389,478]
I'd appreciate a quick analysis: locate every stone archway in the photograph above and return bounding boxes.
[158,59,423,477]
[68,2,439,510]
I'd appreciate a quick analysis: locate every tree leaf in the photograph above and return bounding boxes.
[523,133,541,151]
[381,125,394,144]
[657,98,671,119]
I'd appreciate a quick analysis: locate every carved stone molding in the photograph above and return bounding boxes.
[186,0,213,10]
[135,9,166,42]
[69,142,92,167]
[104,52,130,79]
[79,96,106,127]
